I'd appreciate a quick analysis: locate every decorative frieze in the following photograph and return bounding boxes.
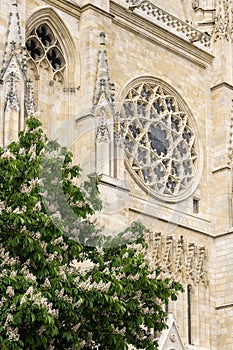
[146,232,209,286]
[125,0,211,48]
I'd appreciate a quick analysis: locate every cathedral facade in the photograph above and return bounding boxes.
[0,0,233,349]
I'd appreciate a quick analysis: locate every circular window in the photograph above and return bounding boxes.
[120,78,201,202]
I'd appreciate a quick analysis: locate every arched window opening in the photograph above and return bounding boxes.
[26,23,66,79]
[187,284,192,344]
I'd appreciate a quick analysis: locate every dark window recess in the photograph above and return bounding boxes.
[47,49,63,70]
[26,39,43,60]
[37,25,53,46]
[187,285,192,345]
[193,198,199,213]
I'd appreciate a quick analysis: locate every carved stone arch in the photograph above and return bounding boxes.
[26,7,79,86]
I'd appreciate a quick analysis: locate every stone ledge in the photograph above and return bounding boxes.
[216,302,233,310]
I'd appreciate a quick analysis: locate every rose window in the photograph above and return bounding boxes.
[26,23,65,73]
[120,79,199,201]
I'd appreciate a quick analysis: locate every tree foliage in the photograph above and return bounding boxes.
[0,117,183,350]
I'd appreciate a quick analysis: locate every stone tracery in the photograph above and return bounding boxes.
[26,23,66,78]
[120,80,198,200]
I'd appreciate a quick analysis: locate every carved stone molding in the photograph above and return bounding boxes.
[125,0,211,48]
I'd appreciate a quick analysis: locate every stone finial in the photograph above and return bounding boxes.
[1,0,23,73]
[93,32,115,108]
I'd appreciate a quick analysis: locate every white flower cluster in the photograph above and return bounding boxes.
[70,259,96,275]
[128,273,140,281]
[55,288,73,303]
[20,286,59,318]
[29,231,41,240]
[79,332,94,349]
[0,296,7,308]
[18,147,26,155]
[0,245,19,267]
[3,313,20,342]
[6,286,14,298]
[21,266,37,282]
[49,235,68,252]
[71,322,81,332]
[13,206,27,214]
[5,326,19,342]
[0,200,6,214]
[42,277,51,288]
[59,265,67,281]
[1,150,16,159]
[75,276,111,293]
[51,236,63,245]
[20,177,43,194]
[111,324,126,335]
[126,243,146,256]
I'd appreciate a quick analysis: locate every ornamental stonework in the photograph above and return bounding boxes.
[120,78,199,202]
[26,23,66,75]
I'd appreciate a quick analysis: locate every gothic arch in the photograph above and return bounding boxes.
[26,7,80,86]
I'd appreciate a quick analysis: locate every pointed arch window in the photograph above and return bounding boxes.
[26,23,66,76]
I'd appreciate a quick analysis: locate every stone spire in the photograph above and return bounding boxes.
[93,32,115,110]
[94,32,115,145]
[94,33,116,177]
[1,0,26,79]
[94,33,125,181]
[0,0,35,146]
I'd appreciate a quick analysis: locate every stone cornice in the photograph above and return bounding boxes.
[110,1,213,68]
[42,0,114,19]
[42,0,81,18]
[211,81,233,92]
